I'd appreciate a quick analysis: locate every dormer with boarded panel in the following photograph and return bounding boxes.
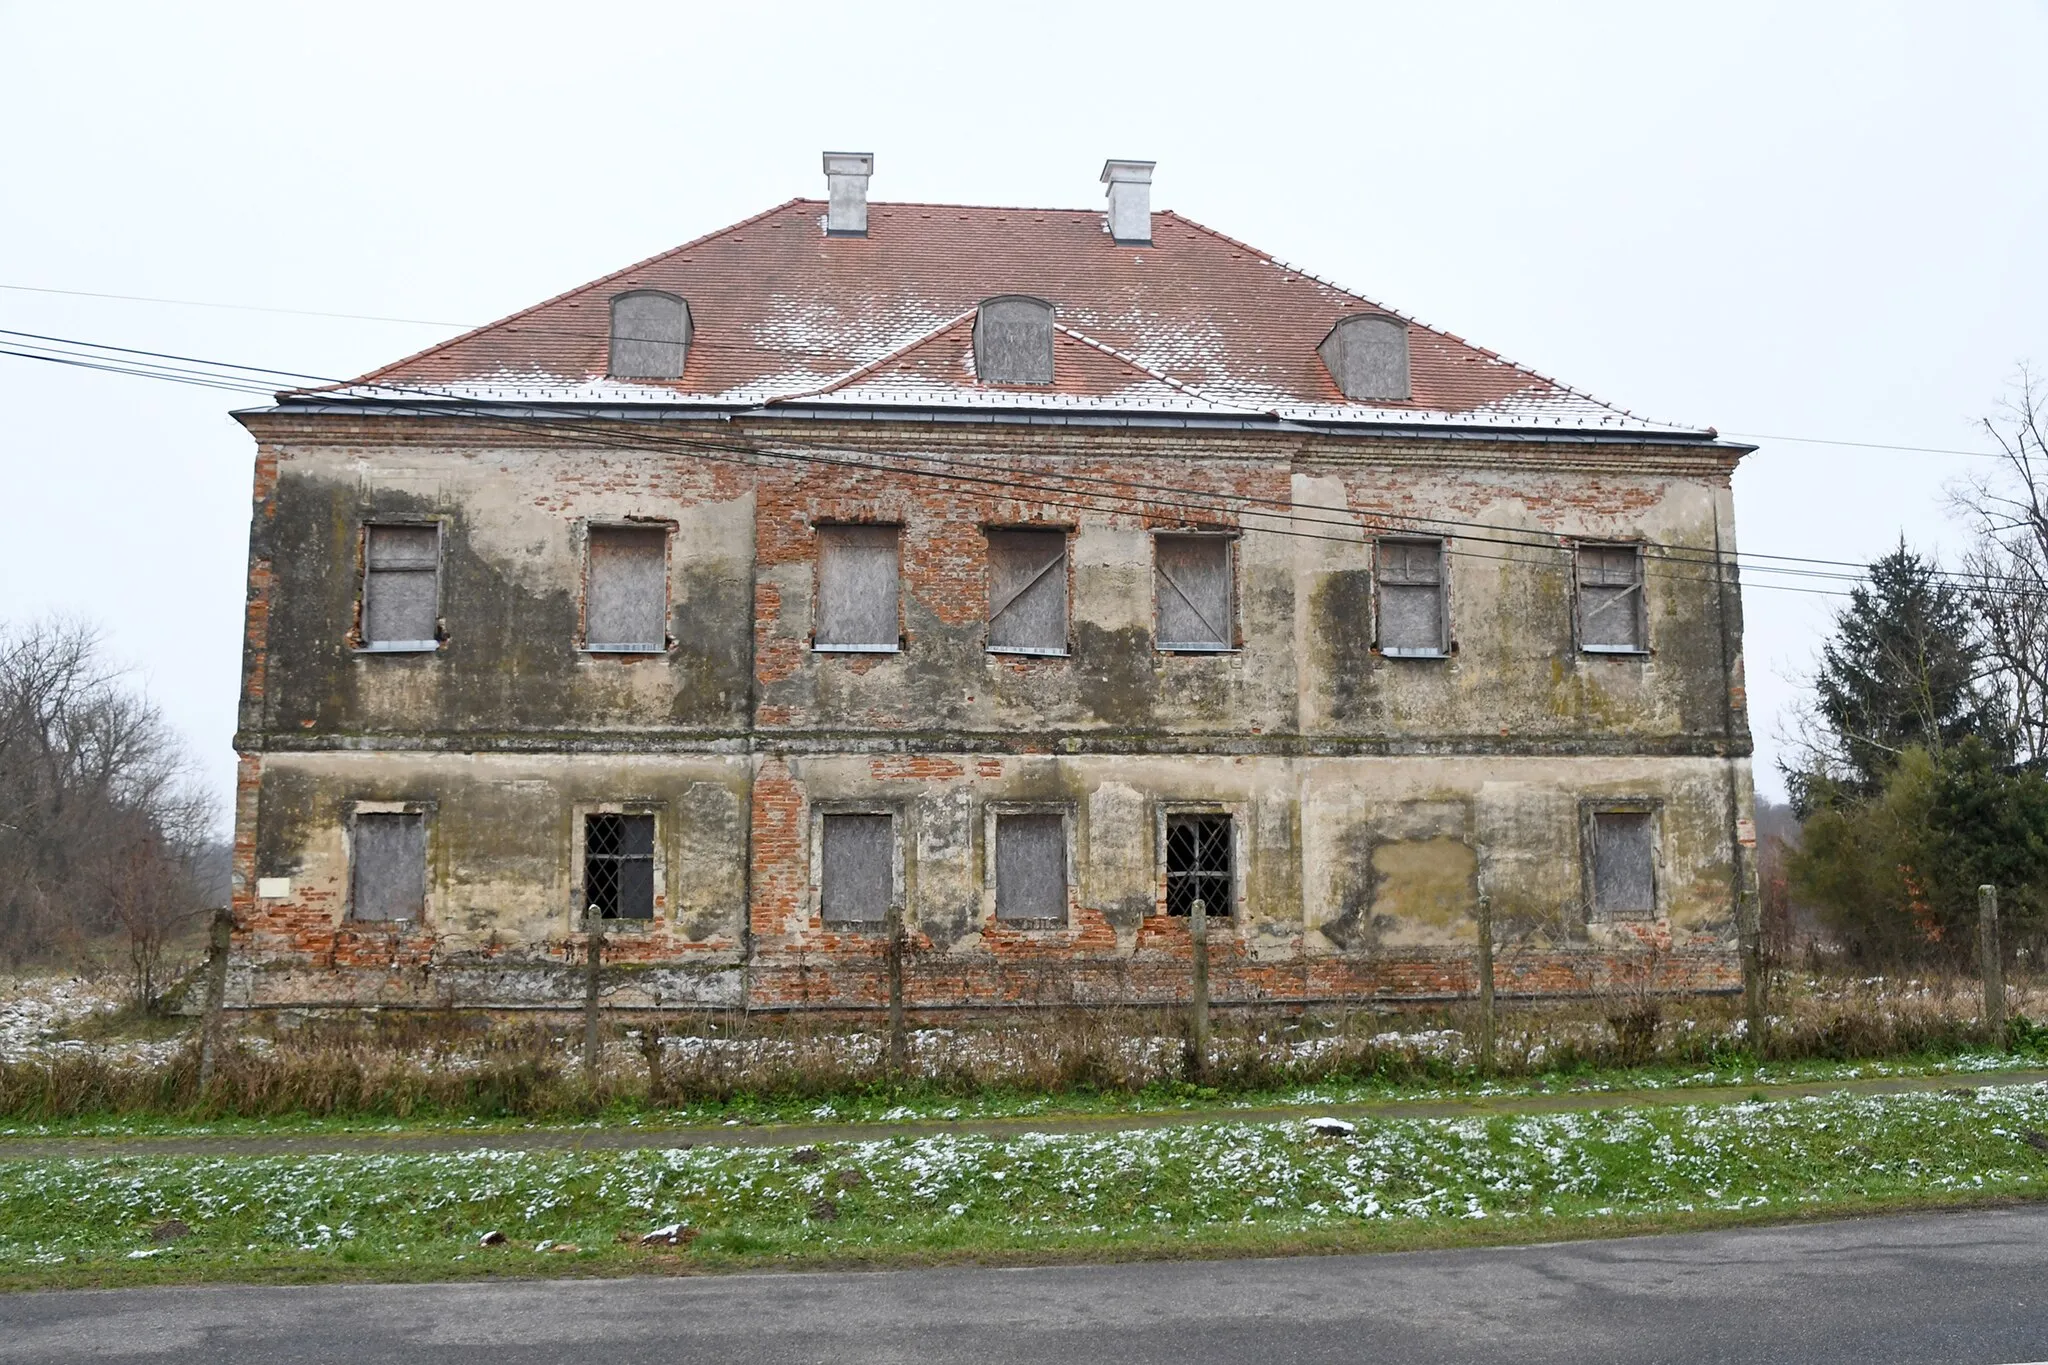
[1319,313,1410,402]
[608,290,691,380]
[972,296,1055,386]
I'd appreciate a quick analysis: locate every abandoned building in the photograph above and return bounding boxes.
[227,153,1759,1011]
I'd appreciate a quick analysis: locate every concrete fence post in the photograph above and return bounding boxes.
[1741,893,1767,1054]
[580,919,605,1087]
[197,907,233,1092]
[1475,895,1496,1075]
[1979,884,2006,1043]
[1188,898,1211,1083]
[886,903,908,1074]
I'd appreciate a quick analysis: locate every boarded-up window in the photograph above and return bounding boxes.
[821,813,893,925]
[1578,545,1646,652]
[987,529,1068,654]
[996,813,1067,924]
[1165,813,1232,916]
[1155,535,1232,650]
[608,290,691,380]
[585,813,655,919]
[972,296,1055,386]
[362,525,440,649]
[585,526,668,651]
[1377,538,1446,655]
[815,526,901,651]
[1592,810,1656,917]
[351,812,425,921]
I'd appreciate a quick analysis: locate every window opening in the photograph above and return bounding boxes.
[351,811,425,921]
[584,813,655,920]
[815,525,901,651]
[987,529,1069,654]
[608,290,690,380]
[1165,813,1233,917]
[584,525,669,652]
[1578,545,1646,652]
[995,813,1067,925]
[1318,313,1412,402]
[972,296,1055,386]
[1377,538,1446,655]
[1155,534,1232,651]
[821,813,893,926]
[1591,810,1656,917]
[362,524,439,649]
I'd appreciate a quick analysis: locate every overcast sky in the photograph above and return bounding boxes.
[2,1,2043,821]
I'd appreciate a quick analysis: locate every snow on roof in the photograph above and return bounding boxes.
[297,199,1712,439]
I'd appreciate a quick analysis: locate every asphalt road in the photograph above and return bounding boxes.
[6,1206,2048,1364]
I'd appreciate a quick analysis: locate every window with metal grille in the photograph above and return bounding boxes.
[1577,544,1646,653]
[584,525,669,652]
[361,524,440,650]
[1165,813,1233,917]
[987,529,1068,654]
[584,813,655,920]
[1591,809,1656,918]
[1155,534,1233,651]
[815,525,901,652]
[821,813,893,926]
[351,811,425,921]
[1377,538,1446,655]
[995,812,1067,925]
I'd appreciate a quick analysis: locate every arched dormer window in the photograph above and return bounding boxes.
[1318,313,1410,402]
[608,290,691,381]
[973,296,1055,386]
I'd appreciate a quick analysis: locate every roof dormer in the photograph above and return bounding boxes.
[1319,313,1410,402]
[973,296,1055,386]
[608,290,691,380]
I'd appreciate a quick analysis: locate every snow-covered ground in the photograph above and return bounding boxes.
[0,976,186,1067]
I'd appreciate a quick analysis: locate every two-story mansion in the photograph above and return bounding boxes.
[228,154,1757,1011]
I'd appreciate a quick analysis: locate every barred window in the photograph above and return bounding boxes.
[987,529,1068,654]
[815,526,901,652]
[821,813,893,926]
[1376,538,1446,655]
[1165,813,1232,917]
[584,813,654,920]
[351,812,425,922]
[995,813,1067,925]
[1155,534,1233,651]
[361,524,440,650]
[584,525,668,652]
[1577,544,1646,653]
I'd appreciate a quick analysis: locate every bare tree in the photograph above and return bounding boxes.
[0,618,218,990]
[1953,368,2048,767]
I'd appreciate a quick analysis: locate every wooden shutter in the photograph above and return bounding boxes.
[995,813,1067,923]
[351,812,425,921]
[1155,535,1232,650]
[585,526,668,651]
[987,529,1068,653]
[1376,538,1445,655]
[1577,545,1645,651]
[1592,811,1656,917]
[816,526,901,650]
[821,813,892,923]
[363,525,439,647]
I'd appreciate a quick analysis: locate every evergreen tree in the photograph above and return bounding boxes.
[1803,542,2003,806]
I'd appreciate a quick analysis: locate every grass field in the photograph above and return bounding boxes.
[7,1082,2048,1291]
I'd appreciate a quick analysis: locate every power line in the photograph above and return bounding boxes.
[11,324,2042,607]
[0,282,468,329]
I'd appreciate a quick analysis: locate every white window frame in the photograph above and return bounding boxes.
[1374,535,1450,658]
[579,521,674,655]
[1153,531,1239,654]
[812,524,904,654]
[356,520,443,654]
[1574,541,1650,656]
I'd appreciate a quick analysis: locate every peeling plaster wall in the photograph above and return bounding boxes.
[229,415,1753,1010]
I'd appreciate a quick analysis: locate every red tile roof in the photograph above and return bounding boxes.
[324,199,1703,435]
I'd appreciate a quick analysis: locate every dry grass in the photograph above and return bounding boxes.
[2,966,2044,1124]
